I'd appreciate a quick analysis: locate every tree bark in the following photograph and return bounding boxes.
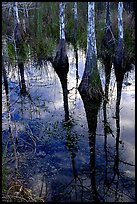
[2,57,9,101]
[53,2,69,122]
[106,2,111,28]
[114,2,124,84]
[78,2,102,100]
[74,2,77,43]
[13,2,27,95]
[60,2,65,40]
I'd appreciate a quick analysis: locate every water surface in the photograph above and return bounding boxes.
[2,45,135,202]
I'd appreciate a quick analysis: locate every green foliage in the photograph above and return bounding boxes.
[7,42,16,63]
[2,2,135,64]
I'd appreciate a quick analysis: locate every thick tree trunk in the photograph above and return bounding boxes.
[53,40,69,83]
[78,2,102,100]
[53,2,69,122]
[53,40,69,122]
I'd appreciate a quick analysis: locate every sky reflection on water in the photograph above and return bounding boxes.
[2,45,135,202]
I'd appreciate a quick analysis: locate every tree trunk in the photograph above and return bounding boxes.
[78,2,102,100]
[101,2,115,76]
[73,2,79,86]
[53,2,69,122]
[13,2,21,43]
[106,2,111,28]
[18,62,27,94]
[114,2,124,74]
[13,2,27,95]
[2,57,9,102]
[60,2,65,40]
[74,2,77,44]
[117,2,124,66]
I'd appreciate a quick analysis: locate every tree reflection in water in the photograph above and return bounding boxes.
[54,72,135,202]
[81,94,102,202]
[2,44,135,202]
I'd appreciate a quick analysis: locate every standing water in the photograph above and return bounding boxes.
[2,44,135,202]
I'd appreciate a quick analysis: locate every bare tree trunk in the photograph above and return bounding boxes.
[114,2,124,106]
[116,2,124,67]
[100,2,115,101]
[114,2,124,71]
[2,57,9,103]
[78,2,102,100]
[73,2,79,88]
[13,2,21,42]
[60,2,65,40]
[13,2,27,95]
[74,2,77,43]
[106,2,111,27]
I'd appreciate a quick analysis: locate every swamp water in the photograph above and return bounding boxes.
[2,45,135,202]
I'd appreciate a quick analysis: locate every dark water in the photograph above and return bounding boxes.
[2,44,135,202]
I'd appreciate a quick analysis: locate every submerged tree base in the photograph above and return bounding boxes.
[78,60,103,102]
[53,39,69,78]
[52,39,70,122]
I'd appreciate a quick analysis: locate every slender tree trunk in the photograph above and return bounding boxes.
[114,2,124,106]
[106,2,111,28]
[101,2,115,102]
[73,2,79,85]
[60,2,65,40]
[2,57,9,103]
[13,2,21,42]
[74,2,77,43]
[13,2,27,95]
[60,78,69,122]
[114,2,124,72]
[22,5,27,34]
[117,2,124,66]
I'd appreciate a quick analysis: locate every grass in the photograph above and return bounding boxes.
[2,143,45,202]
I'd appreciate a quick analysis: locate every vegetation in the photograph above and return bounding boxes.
[2,2,135,202]
[2,2,135,64]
